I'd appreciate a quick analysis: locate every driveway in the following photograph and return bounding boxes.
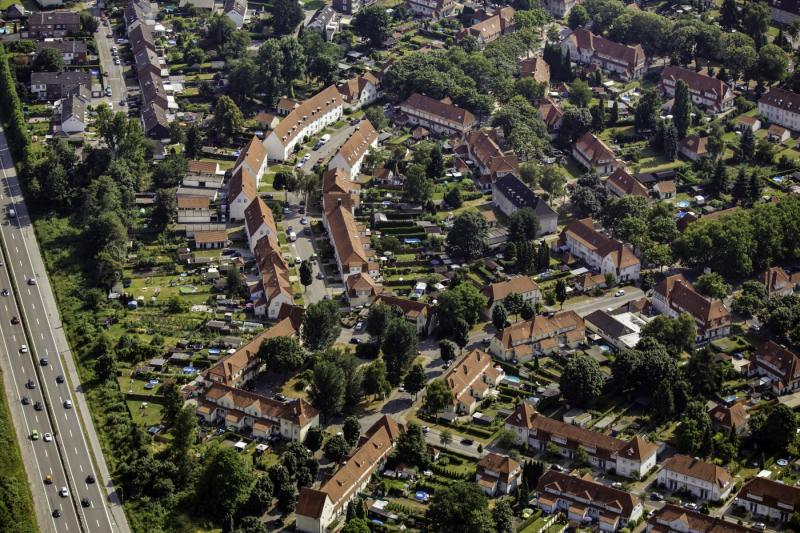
[282,208,329,304]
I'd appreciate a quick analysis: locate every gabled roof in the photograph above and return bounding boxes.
[346,272,378,295]
[400,93,476,128]
[574,132,615,166]
[560,218,639,270]
[649,504,758,533]
[37,40,87,55]
[709,402,748,430]
[443,349,502,406]
[456,6,515,42]
[663,455,732,489]
[227,166,256,202]
[204,382,317,425]
[322,168,361,195]
[737,477,800,513]
[337,72,380,103]
[493,174,554,218]
[223,0,247,16]
[244,197,277,238]
[680,135,709,156]
[653,274,730,325]
[187,160,220,175]
[373,294,431,322]
[754,340,800,386]
[759,86,800,114]
[142,102,169,136]
[327,204,369,268]
[537,98,564,131]
[233,135,267,176]
[567,27,645,73]
[661,66,732,107]
[272,85,343,147]
[28,10,79,26]
[253,235,291,302]
[618,435,658,462]
[495,310,585,350]
[333,120,378,168]
[538,470,640,517]
[519,56,550,85]
[483,276,539,305]
[606,167,648,197]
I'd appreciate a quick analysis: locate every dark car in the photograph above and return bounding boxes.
[11,316,19,324]
[34,401,43,411]
[81,498,90,508]
[349,337,361,345]
[86,474,95,484]
[460,438,474,446]
[56,375,64,384]
[21,396,30,405]
[40,358,48,366]
[1,288,8,296]
[26,379,35,389]
[52,509,61,518]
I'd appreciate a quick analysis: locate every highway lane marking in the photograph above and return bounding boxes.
[36,318,39,325]
[69,429,73,438]
[78,463,82,472]
[44,449,47,458]
[74,447,78,455]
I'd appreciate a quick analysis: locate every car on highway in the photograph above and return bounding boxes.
[81,498,90,508]
[44,432,52,442]
[11,316,19,324]
[59,486,69,498]
[1,288,8,296]
[31,430,39,440]
[27,277,35,285]
[21,396,29,405]
[19,345,27,353]
[44,474,52,484]
[34,401,43,411]
[52,509,61,518]
[86,474,95,484]
[56,375,64,384]
[40,358,48,366]
[26,379,35,389]
[63,400,72,409]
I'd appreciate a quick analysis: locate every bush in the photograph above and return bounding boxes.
[355,341,380,359]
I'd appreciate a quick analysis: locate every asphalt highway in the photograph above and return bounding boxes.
[0,126,125,532]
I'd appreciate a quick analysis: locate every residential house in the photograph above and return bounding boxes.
[372,294,435,335]
[308,6,340,41]
[651,274,731,342]
[605,167,649,198]
[337,72,381,110]
[574,272,607,293]
[406,0,455,19]
[193,230,227,249]
[767,124,790,143]
[482,276,540,318]
[30,71,91,101]
[296,416,403,533]
[647,504,759,533]
[233,135,268,184]
[562,28,647,81]
[442,349,504,416]
[736,116,761,133]
[399,93,477,136]
[573,132,619,175]
[37,40,87,64]
[746,340,800,396]
[135,47,162,78]
[345,273,380,307]
[27,11,80,37]
[537,98,564,139]
[5,4,27,19]
[709,402,748,435]
[492,174,558,234]
[227,167,257,222]
[465,129,520,182]
[556,218,640,282]
[141,102,170,139]
[265,85,344,161]
[542,0,579,17]
[325,204,379,281]
[255,111,280,131]
[653,180,676,200]
[276,98,299,116]
[333,0,368,14]
[519,56,550,86]
[734,477,800,523]
[658,455,733,502]
[536,470,644,530]
[490,311,585,362]
[585,309,651,350]
[128,22,156,54]
[186,160,223,183]
[223,0,247,28]
[198,382,318,441]
[660,67,734,114]
[252,235,293,319]
[321,167,361,214]
[205,316,300,388]
[244,197,278,252]
[56,86,90,134]
[456,6,516,46]
[476,453,522,496]
[679,135,710,162]
[505,402,658,479]
[759,87,800,132]
[768,0,800,23]
[758,266,796,297]
[327,120,379,179]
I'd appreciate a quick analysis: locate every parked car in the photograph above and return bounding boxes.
[460,438,474,446]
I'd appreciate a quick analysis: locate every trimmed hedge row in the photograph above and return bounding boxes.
[0,44,31,160]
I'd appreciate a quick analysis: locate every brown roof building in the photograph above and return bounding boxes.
[562,27,646,81]
[482,276,540,316]
[505,402,657,478]
[399,93,477,136]
[490,311,585,362]
[296,416,403,533]
[456,6,516,45]
[660,66,734,113]
[476,452,522,496]
[658,455,733,502]
[757,266,795,297]
[328,119,379,179]
[709,402,748,434]
[227,166,257,221]
[679,135,710,161]
[648,504,759,533]
[746,340,800,396]
[651,274,731,342]
[759,86,800,133]
[536,470,643,528]
[734,477,800,523]
[519,56,551,85]
[605,167,649,198]
[372,294,435,336]
[572,132,619,175]
[443,349,504,415]
[463,129,520,181]
[556,218,640,282]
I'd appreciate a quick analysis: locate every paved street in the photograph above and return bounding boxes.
[562,286,645,317]
[0,127,129,533]
[283,209,330,304]
[92,10,129,111]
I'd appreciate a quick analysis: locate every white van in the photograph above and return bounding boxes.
[319,133,331,144]
[7,208,15,218]
[288,231,297,242]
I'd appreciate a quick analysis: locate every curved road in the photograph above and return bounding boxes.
[0,127,129,533]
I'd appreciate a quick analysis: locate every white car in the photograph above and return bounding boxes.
[43,432,53,442]
[614,290,625,297]
[295,257,302,265]
[19,345,27,353]
[63,400,72,409]
[59,486,69,497]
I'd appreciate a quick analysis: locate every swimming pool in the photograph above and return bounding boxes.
[503,375,521,384]
[676,200,690,208]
